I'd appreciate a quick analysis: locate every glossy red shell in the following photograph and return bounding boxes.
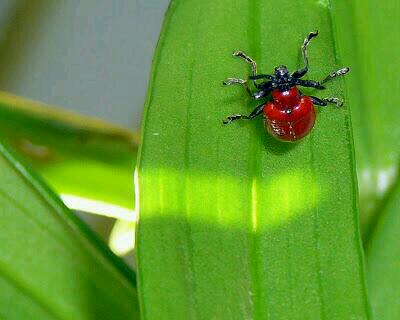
[263,87,316,142]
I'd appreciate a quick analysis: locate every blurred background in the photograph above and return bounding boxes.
[0,0,170,268]
[0,0,170,129]
[1,2,399,319]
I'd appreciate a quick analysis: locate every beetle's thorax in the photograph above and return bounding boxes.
[271,86,301,109]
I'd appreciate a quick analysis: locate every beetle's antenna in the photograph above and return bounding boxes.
[291,31,319,78]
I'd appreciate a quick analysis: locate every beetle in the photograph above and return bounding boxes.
[222,31,350,142]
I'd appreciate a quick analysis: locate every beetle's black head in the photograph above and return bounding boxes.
[274,65,290,80]
[274,65,292,91]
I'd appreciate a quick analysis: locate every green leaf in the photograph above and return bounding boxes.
[331,0,400,240]
[332,1,400,318]
[0,92,137,211]
[366,179,400,319]
[0,141,139,319]
[136,1,370,319]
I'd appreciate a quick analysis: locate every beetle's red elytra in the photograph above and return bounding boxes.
[264,87,315,142]
[222,31,350,142]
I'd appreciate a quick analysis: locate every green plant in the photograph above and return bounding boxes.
[333,1,400,319]
[0,142,139,319]
[137,1,369,319]
[0,92,138,211]
[1,0,400,319]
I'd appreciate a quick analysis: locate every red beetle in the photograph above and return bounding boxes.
[223,31,349,142]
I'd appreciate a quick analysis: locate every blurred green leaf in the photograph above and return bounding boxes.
[332,0,400,240]
[136,1,370,319]
[332,1,400,319]
[0,92,137,212]
[366,178,400,320]
[0,141,139,319]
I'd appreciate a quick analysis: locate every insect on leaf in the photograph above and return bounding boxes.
[136,0,371,319]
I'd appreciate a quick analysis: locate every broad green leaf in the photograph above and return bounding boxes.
[0,92,137,212]
[0,141,139,319]
[136,1,370,319]
[366,180,400,320]
[331,0,400,240]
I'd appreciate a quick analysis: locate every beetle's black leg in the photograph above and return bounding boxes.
[223,102,265,124]
[223,78,273,100]
[323,97,343,107]
[223,78,253,97]
[309,96,327,106]
[252,85,273,100]
[249,74,275,81]
[253,89,270,100]
[233,51,257,76]
[321,67,350,84]
[232,51,263,88]
[291,31,319,78]
[310,96,343,107]
[296,79,325,89]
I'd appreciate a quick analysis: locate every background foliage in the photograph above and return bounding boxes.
[0,0,399,319]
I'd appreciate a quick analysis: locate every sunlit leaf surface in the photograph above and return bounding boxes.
[136,0,370,319]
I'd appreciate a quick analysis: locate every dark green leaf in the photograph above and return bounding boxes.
[0,142,139,319]
[366,179,400,320]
